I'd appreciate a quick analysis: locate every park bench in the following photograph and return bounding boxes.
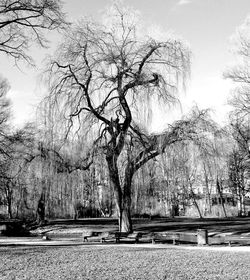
[224,235,250,246]
[82,230,142,243]
[207,234,250,246]
[99,232,117,243]
[150,232,180,245]
[150,231,197,245]
[114,231,142,243]
[82,230,100,242]
[96,231,142,243]
[82,231,118,243]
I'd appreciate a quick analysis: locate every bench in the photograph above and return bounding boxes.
[82,231,142,243]
[115,232,142,243]
[82,231,118,243]
[208,234,250,246]
[100,232,142,243]
[99,232,117,243]
[151,232,180,245]
[224,235,250,246]
[150,231,197,245]
[82,230,100,242]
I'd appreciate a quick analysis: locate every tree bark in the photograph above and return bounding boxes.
[120,207,132,232]
[37,189,46,225]
[121,164,133,232]
[106,156,123,231]
[203,165,212,214]
[4,183,13,219]
[216,176,227,218]
[190,188,203,219]
[106,155,133,233]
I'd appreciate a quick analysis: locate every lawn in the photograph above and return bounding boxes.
[0,245,250,280]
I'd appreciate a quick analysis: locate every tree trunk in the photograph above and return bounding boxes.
[120,207,132,232]
[4,183,13,219]
[121,167,133,232]
[203,165,212,214]
[114,189,133,233]
[107,156,123,232]
[7,197,13,220]
[37,189,46,225]
[237,185,243,216]
[190,188,203,219]
[106,155,133,233]
[216,176,227,218]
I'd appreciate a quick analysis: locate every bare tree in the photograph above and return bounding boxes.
[224,16,250,215]
[0,1,68,221]
[0,0,67,65]
[0,124,36,219]
[44,5,215,232]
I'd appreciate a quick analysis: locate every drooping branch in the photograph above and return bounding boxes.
[29,142,94,174]
[132,108,218,172]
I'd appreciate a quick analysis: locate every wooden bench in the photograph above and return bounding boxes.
[82,230,100,242]
[150,231,197,245]
[82,231,118,243]
[224,235,250,246]
[151,232,180,245]
[208,234,250,246]
[99,232,116,243]
[82,231,142,243]
[148,231,250,246]
[115,232,142,243]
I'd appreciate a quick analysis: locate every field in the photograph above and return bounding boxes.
[1,244,250,280]
[1,217,250,279]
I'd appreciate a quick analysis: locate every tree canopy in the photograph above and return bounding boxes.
[0,0,67,65]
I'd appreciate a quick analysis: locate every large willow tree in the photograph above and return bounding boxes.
[45,4,211,232]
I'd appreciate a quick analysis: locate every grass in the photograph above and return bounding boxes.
[1,245,250,280]
[2,217,250,279]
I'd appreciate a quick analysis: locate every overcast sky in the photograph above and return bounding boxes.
[2,0,250,129]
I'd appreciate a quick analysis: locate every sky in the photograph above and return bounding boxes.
[2,0,250,130]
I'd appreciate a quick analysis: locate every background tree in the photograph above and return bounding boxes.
[0,0,68,221]
[0,125,35,219]
[224,16,250,215]
[0,0,67,65]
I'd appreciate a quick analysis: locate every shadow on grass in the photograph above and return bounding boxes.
[3,217,250,238]
[135,217,250,235]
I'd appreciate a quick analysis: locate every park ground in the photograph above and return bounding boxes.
[1,244,250,279]
[1,217,250,279]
